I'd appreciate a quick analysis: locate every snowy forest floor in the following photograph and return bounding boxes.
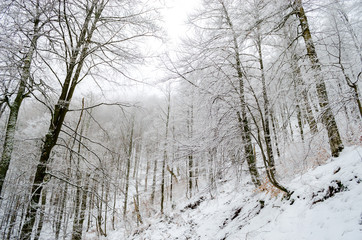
[99,146,362,240]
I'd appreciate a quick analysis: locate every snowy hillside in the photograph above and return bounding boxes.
[126,146,362,240]
[1,0,361,239]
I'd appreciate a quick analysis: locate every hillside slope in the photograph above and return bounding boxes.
[129,146,362,240]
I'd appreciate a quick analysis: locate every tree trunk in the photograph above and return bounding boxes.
[71,171,82,240]
[77,173,90,240]
[188,154,193,198]
[123,121,134,217]
[71,100,89,240]
[294,0,344,157]
[169,124,176,204]
[194,156,199,192]
[112,155,121,230]
[258,41,289,194]
[4,195,20,239]
[104,181,109,236]
[270,109,280,157]
[150,153,157,204]
[86,177,96,232]
[144,151,150,192]
[249,110,290,195]
[295,90,305,141]
[20,3,103,238]
[236,112,260,186]
[187,103,194,198]
[335,29,362,118]
[352,84,362,118]
[291,52,318,134]
[161,91,170,214]
[55,183,67,240]
[220,2,261,186]
[0,7,40,195]
[134,149,142,224]
[96,180,106,237]
[256,28,275,169]
[34,189,46,240]
[208,147,216,195]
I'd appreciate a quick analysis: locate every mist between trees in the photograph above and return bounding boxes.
[0,0,360,239]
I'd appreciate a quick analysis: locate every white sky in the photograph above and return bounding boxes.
[119,0,202,98]
[79,0,202,101]
[163,0,201,44]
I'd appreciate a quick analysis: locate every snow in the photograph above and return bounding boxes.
[124,146,362,240]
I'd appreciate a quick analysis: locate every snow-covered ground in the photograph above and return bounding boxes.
[125,146,362,240]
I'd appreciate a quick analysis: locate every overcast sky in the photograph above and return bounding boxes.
[163,0,200,43]
[79,0,202,100]
[123,0,202,98]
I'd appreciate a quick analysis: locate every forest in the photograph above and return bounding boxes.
[0,0,361,239]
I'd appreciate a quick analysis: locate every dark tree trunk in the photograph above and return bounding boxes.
[123,122,134,217]
[256,30,275,169]
[236,112,261,186]
[34,189,46,240]
[161,91,170,214]
[270,109,280,157]
[76,173,90,240]
[294,0,344,157]
[55,183,67,240]
[188,154,193,198]
[187,103,194,198]
[150,152,158,204]
[20,3,103,238]
[220,2,261,186]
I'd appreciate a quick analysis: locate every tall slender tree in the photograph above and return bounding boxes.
[20,0,159,237]
[0,0,53,196]
[160,87,171,214]
[293,0,344,157]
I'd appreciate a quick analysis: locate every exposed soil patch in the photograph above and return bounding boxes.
[182,196,206,212]
[312,180,347,205]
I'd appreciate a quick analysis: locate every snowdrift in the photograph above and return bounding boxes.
[129,146,362,240]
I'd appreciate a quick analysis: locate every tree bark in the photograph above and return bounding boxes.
[150,151,158,204]
[123,121,134,217]
[55,183,67,240]
[161,91,170,214]
[187,104,194,198]
[20,3,103,238]
[144,150,150,192]
[0,4,41,195]
[71,99,86,240]
[220,1,261,186]
[34,189,46,240]
[291,52,318,134]
[294,0,344,157]
[256,35,289,194]
[294,85,305,141]
[270,109,280,157]
[256,26,275,169]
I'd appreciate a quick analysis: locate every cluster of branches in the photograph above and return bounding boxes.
[165,0,361,196]
[0,0,160,239]
[0,0,360,239]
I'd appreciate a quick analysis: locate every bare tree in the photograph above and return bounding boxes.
[123,118,134,217]
[20,0,159,238]
[180,0,262,187]
[293,0,344,157]
[0,0,54,196]
[160,86,171,214]
[328,2,362,118]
